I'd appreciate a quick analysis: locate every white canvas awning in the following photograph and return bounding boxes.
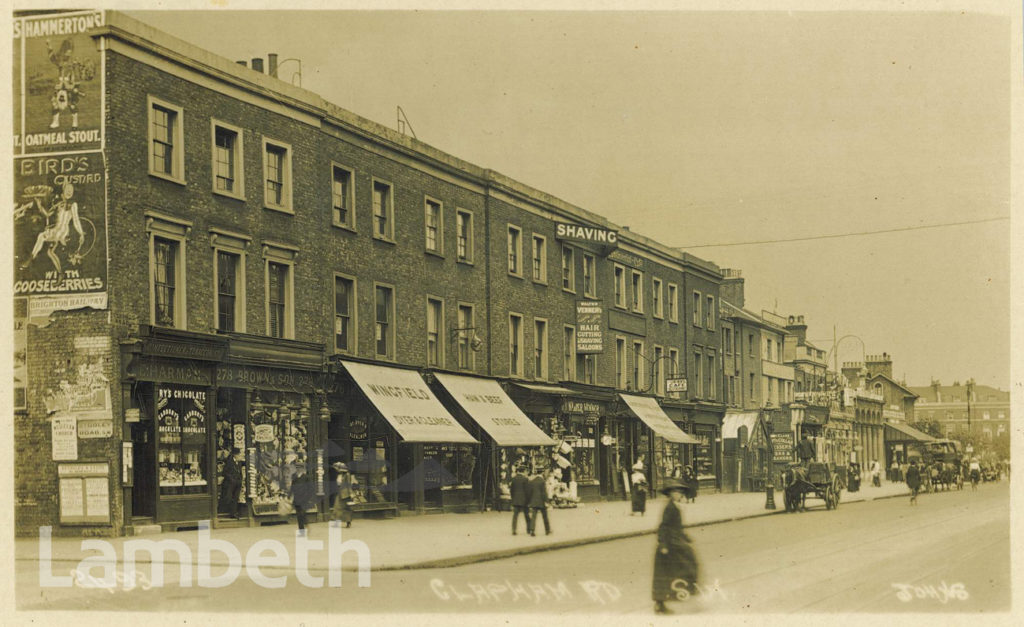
[341,361,477,444]
[722,411,761,440]
[434,373,556,447]
[619,394,700,444]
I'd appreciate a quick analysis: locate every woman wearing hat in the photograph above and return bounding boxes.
[630,459,648,516]
[652,479,699,614]
[331,462,355,528]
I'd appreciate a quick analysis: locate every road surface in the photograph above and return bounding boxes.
[17,481,1009,615]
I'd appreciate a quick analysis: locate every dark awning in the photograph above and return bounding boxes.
[884,422,935,443]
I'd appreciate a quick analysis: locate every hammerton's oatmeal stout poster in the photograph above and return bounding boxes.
[13,10,104,154]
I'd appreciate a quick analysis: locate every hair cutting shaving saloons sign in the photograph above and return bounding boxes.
[13,11,104,155]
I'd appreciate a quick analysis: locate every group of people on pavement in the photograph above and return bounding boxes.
[509,466,553,536]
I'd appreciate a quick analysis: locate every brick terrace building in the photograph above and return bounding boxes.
[13,10,729,536]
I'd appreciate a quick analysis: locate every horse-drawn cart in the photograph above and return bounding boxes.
[782,461,843,512]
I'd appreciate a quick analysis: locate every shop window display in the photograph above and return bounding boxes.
[249,391,309,515]
[694,425,716,481]
[157,385,209,495]
[424,444,476,489]
[332,414,393,504]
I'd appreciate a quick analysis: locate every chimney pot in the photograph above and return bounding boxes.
[268,53,279,78]
[251,57,264,73]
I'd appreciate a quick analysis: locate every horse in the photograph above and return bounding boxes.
[782,465,808,512]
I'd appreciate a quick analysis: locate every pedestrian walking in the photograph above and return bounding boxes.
[527,470,551,536]
[652,479,699,614]
[682,465,698,503]
[870,459,881,487]
[510,466,531,535]
[330,462,355,528]
[631,461,648,516]
[218,448,242,518]
[289,460,315,536]
[969,458,981,490]
[905,459,922,505]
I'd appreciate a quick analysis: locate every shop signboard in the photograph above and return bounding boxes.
[555,222,618,247]
[771,432,794,462]
[13,11,105,155]
[666,378,687,393]
[14,151,108,312]
[576,300,604,354]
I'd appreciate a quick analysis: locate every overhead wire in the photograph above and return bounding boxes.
[677,215,1009,249]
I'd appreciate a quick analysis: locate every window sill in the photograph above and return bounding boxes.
[668,318,679,324]
[653,314,664,321]
[583,292,597,299]
[425,249,445,260]
[333,223,357,234]
[264,203,294,215]
[508,272,524,280]
[562,287,577,295]
[532,278,548,286]
[213,189,246,201]
[373,235,397,245]
[456,258,475,267]
[149,171,185,186]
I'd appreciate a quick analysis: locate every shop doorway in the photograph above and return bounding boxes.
[130,419,155,518]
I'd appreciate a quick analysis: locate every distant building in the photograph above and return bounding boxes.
[908,381,1010,449]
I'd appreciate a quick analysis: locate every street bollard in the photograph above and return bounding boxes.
[765,483,776,510]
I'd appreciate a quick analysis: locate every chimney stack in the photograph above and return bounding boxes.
[251,57,264,73]
[719,268,745,308]
[268,53,279,78]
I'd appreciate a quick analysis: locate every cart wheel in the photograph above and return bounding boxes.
[824,486,834,510]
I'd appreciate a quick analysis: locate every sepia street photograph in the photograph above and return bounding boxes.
[5,1,1019,624]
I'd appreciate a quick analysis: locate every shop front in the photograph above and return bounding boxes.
[507,383,610,502]
[689,409,723,492]
[618,394,700,495]
[121,327,227,528]
[431,373,556,511]
[214,334,328,524]
[722,410,772,493]
[336,361,478,514]
[884,422,935,470]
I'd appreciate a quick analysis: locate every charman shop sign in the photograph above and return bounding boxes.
[556,223,618,246]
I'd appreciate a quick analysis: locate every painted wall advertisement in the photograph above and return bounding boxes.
[13,10,104,154]
[576,300,604,354]
[771,432,794,462]
[14,151,107,312]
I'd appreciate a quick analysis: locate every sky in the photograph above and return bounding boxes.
[123,5,1013,389]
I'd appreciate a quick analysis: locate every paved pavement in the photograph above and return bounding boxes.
[19,481,911,573]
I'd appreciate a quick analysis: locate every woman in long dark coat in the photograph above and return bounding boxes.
[652,480,700,614]
[905,459,922,505]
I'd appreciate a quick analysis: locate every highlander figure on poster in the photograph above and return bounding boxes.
[14,10,104,153]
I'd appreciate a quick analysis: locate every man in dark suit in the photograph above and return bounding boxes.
[797,435,815,463]
[527,470,551,536]
[509,466,531,535]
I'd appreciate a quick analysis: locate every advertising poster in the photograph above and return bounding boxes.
[14,151,107,311]
[13,10,104,154]
[51,415,78,461]
[14,298,27,410]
